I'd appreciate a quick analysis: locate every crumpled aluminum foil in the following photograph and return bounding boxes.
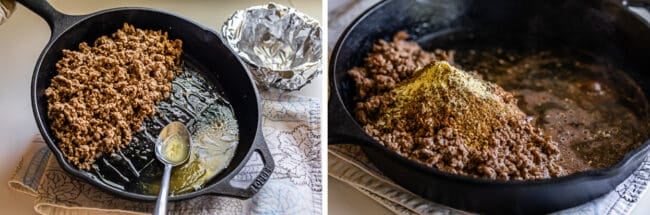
[222,2,322,91]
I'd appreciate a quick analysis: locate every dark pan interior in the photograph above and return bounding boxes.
[334,0,650,112]
[32,9,260,200]
[330,0,650,213]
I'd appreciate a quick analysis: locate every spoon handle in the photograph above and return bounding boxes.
[154,164,173,215]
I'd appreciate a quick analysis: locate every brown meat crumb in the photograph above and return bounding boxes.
[347,31,453,100]
[45,23,183,170]
[349,32,563,180]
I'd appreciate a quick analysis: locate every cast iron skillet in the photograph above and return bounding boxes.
[19,0,274,201]
[329,0,650,214]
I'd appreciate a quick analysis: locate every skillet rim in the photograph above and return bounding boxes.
[329,0,650,186]
[30,6,264,201]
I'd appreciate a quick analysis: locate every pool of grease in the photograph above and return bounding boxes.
[88,58,239,195]
[454,49,650,174]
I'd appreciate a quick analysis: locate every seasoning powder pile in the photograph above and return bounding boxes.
[350,34,563,179]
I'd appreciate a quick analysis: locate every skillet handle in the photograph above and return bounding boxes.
[328,87,375,145]
[208,132,274,199]
[16,0,79,38]
[625,0,650,24]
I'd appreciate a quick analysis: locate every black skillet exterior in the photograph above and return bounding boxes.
[19,0,274,201]
[329,0,650,214]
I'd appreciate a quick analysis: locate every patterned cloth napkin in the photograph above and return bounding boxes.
[329,145,650,215]
[9,91,321,215]
[328,0,650,214]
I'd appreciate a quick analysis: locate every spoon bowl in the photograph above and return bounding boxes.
[153,121,191,215]
[155,121,191,166]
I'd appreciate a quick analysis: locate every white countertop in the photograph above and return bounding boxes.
[0,0,322,214]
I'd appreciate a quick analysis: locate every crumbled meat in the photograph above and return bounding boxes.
[455,49,650,174]
[45,23,183,170]
[347,31,453,100]
[348,32,563,180]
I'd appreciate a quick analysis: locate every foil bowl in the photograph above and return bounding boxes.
[222,2,322,91]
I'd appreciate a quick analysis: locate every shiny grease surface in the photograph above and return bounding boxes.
[455,49,650,174]
[88,59,239,195]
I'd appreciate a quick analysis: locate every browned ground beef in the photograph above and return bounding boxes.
[348,32,563,180]
[45,23,183,170]
[456,50,649,174]
[347,31,454,101]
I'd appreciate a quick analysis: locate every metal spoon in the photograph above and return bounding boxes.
[154,121,191,215]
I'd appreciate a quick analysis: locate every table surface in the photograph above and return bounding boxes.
[0,0,322,214]
[326,0,650,214]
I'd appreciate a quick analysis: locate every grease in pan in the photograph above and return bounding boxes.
[349,32,649,180]
[46,23,240,195]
